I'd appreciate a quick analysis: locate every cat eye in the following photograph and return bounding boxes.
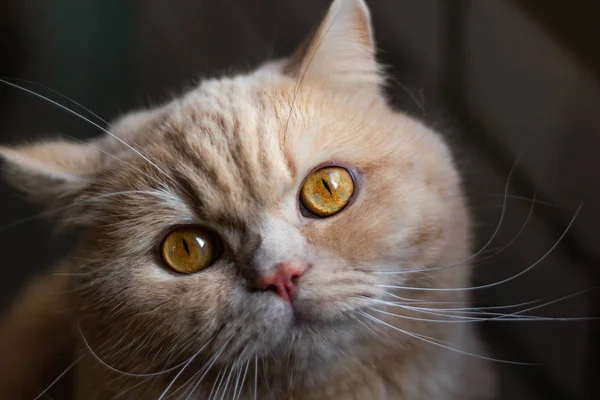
[160,227,220,274]
[300,166,354,217]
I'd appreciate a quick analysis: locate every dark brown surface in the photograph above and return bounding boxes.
[516,0,600,81]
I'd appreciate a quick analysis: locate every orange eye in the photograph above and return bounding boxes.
[300,167,354,217]
[161,228,218,274]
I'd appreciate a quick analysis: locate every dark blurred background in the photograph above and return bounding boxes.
[0,0,599,398]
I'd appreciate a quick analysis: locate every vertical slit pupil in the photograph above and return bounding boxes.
[182,238,191,256]
[322,179,332,194]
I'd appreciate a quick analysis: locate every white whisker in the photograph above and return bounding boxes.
[375,162,531,277]
[218,363,236,400]
[231,347,248,400]
[367,286,598,324]
[253,354,258,400]
[33,355,84,400]
[438,154,521,268]
[207,367,225,400]
[376,203,582,292]
[111,377,152,399]
[158,337,218,400]
[78,321,212,378]
[184,335,235,400]
[236,358,251,400]
[1,78,111,126]
[0,189,180,233]
[0,79,176,184]
[360,311,532,365]
[474,190,537,264]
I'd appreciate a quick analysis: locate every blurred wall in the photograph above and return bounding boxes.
[0,1,598,398]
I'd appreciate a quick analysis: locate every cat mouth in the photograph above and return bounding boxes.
[265,296,323,329]
[289,307,312,326]
[273,298,309,327]
[287,301,358,330]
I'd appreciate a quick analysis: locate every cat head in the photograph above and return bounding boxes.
[0,0,469,374]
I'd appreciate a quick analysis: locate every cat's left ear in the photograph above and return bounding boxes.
[285,0,382,99]
[0,140,100,206]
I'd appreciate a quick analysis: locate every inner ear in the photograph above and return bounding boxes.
[0,139,101,206]
[284,0,382,96]
[1,140,99,180]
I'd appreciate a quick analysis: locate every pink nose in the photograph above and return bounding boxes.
[258,260,308,302]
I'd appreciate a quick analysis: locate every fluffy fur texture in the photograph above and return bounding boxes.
[0,0,494,398]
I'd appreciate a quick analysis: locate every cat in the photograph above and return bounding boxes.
[0,0,495,398]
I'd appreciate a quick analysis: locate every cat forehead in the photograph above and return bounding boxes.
[101,75,302,224]
[182,70,287,108]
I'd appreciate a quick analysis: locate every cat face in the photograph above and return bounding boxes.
[0,0,470,373]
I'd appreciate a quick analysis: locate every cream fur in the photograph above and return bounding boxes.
[0,0,494,398]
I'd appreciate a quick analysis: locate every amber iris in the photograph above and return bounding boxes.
[161,228,216,274]
[300,167,354,217]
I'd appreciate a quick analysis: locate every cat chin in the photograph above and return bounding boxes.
[202,300,363,368]
[218,325,358,372]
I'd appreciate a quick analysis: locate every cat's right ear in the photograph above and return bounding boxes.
[284,0,383,101]
[0,139,101,207]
